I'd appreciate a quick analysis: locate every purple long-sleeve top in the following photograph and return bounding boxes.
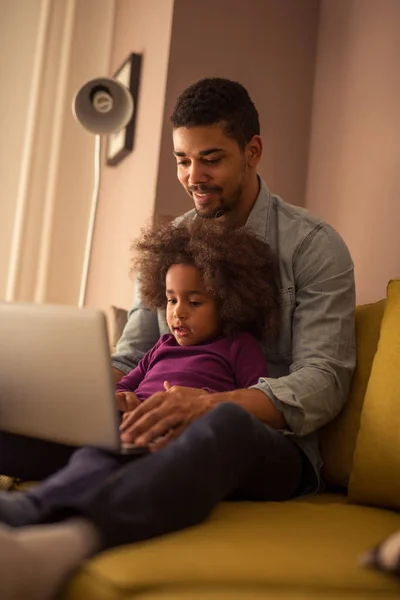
[116,332,268,401]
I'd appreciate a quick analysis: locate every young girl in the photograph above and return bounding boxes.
[0,218,281,600]
[114,217,280,440]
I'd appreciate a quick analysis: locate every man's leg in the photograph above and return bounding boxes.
[0,403,307,599]
[45,402,306,547]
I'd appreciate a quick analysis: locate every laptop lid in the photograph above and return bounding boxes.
[0,302,121,451]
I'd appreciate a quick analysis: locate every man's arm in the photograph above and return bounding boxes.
[205,388,286,429]
[253,224,356,437]
[120,385,286,446]
[215,333,287,428]
[112,281,160,382]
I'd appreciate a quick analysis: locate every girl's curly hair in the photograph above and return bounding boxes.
[132,218,280,341]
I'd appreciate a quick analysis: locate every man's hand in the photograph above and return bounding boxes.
[119,381,210,447]
[115,391,141,413]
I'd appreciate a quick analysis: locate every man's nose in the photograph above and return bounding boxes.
[188,161,208,186]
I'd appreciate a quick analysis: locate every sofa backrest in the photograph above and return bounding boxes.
[348,280,400,511]
[319,299,385,489]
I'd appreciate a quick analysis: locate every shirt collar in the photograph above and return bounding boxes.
[245,177,272,243]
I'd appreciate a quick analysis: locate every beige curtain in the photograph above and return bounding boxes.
[0,0,115,305]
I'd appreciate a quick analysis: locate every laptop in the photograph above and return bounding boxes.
[0,302,149,456]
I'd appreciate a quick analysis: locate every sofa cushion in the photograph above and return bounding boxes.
[59,592,400,600]
[349,280,400,510]
[320,299,385,488]
[60,499,400,600]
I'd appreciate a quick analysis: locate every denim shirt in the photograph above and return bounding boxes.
[113,179,356,492]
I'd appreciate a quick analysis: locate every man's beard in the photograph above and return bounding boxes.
[190,162,247,219]
[190,178,245,219]
[192,182,244,220]
[194,161,247,219]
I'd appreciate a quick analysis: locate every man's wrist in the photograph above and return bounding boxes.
[200,388,286,429]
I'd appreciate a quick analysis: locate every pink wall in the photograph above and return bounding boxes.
[86,0,320,312]
[84,0,399,312]
[85,0,174,313]
[155,0,320,217]
[306,0,400,303]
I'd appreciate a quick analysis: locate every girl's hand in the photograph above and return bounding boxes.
[115,391,141,413]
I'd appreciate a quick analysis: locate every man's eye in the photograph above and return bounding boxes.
[203,158,220,165]
[177,160,190,167]
[167,299,176,304]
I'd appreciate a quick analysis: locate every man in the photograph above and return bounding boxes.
[113,77,356,474]
[0,78,356,599]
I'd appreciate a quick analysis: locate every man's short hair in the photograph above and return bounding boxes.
[170,78,260,149]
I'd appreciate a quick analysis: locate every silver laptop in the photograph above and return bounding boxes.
[0,302,148,456]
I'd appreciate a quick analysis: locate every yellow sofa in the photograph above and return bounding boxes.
[56,282,400,600]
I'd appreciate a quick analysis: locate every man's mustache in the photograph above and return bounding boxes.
[188,185,222,194]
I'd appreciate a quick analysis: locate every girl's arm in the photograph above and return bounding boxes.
[115,337,164,394]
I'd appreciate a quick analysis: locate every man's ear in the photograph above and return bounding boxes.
[246,135,262,167]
